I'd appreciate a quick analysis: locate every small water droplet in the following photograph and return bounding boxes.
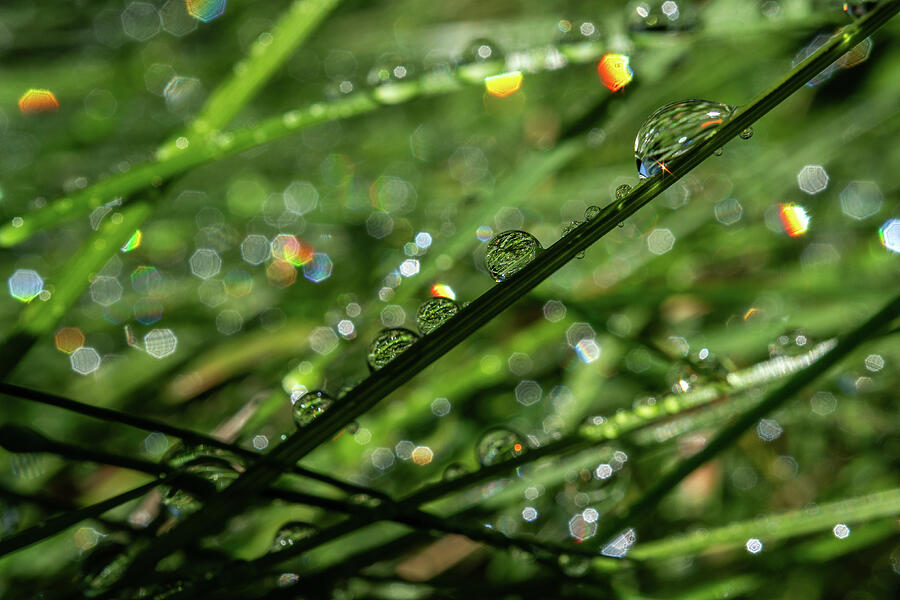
[739,126,753,140]
[271,521,318,552]
[615,184,631,199]
[458,38,504,82]
[561,221,585,259]
[292,390,333,427]
[367,328,419,370]
[416,296,460,335]
[558,553,591,576]
[346,421,360,434]
[714,147,723,156]
[443,462,469,481]
[350,493,382,508]
[484,230,542,282]
[368,53,419,105]
[584,205,602,221]
[635,99,736,178]
[476,428,526,466]
[627,0,698,33]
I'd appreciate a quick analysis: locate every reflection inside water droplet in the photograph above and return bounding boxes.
[271,521,318,552]
[292,390,333,427]
[484,230,542,282]
[634,99,736,178]
[416,296,459,334]
[476,428,526,466]
[367,328,419,370]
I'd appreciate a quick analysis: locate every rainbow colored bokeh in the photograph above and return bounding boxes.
[597,54,633,92]
[431,283,456,300]
[778,203,810,237]
[18,89,59,114]
[121,229,142,252]
[186,0,227,23]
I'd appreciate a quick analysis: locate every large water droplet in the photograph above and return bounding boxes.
[271,521,318,552]
[161,445,242,515]
[367,327,419,370]
[443,462,469,481]
[484,230,542,282]
[634,99,736,178]
[476,428,526,466]
[584,205,602,221]
[615,184,631,199]
[292,390,333,427]
[416,296,459,334]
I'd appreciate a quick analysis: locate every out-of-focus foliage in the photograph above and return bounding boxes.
[0,0,898,598]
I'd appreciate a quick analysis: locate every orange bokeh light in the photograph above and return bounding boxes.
[430,283,456,300]
[484,71,523,98]
[55,327,85,354]
[597,54,633,92]
[18,89,59,114]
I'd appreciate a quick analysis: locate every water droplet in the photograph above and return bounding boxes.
[271,521,318,552]
[739,126,753,140]
[843,1,878,19]
[714,147,723,156]
[367,328,419,370]
[615,184,631,199]
[601,528,637,558]
[80,541,130,594]
[635,99,736,178]
[368,53,419,105]
[584,205,602,221]
[627,0,698,33]
[484,230,542,282]
[768,329,813,358]
[292,390,333,427]
[458,38,504,82]
[561,221,585,259]
[443,462,469,481]
[350,493,382,508]
[558,553,591,576]
[161,445,242,515]
[416,296,460,335]
[476,428,526,466]
[346,421,360,434]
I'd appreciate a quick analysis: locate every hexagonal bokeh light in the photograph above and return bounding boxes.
[879,219,900,252]
[839,181,882,220]
[796,164,828,194]
[8,269,43,302]
[71,347,101,375]
[190,248,222,279]
[144,328,177,358]
[18,89,59,114]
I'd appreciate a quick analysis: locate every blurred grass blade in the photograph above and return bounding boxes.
[157,0,344,158]
[628,488,900,560]
[592,292,900,546]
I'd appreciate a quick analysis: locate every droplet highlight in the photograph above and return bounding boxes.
[271,521,318,552]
